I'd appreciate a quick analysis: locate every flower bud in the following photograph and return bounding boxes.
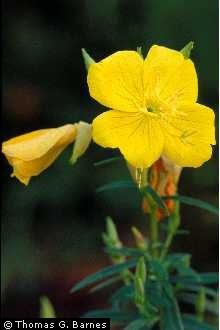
[131,227,148,250]
[135,257,147,285]
[2,124,77,185]
[195,287,206,321]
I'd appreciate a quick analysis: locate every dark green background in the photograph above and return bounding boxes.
[2,0,218,318]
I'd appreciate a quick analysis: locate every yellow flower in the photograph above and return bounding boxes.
[2,124,77,185]
[88,45,215,168]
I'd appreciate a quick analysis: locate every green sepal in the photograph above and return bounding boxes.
[180,41,194,59]
[81,48,95,71]
[137,46,143,58]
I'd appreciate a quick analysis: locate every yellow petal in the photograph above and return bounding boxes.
[161,103,215,167]
[2,124,77,184]
[88,51,144,112]
[92,110,164,168]
[144,45,198,107]
[69,121,92,164]
[2,124,76,161]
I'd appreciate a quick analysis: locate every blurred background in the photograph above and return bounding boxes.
[2,0,218,319]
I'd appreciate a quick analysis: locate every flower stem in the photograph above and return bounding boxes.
[149,204,159,258]
[160,201,180,260]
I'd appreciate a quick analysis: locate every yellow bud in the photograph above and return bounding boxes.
[2,124,77,185]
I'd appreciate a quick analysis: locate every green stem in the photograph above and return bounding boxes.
[160,201,180,260]
[149,205,159,258]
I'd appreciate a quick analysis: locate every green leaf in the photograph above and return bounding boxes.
[83,310,138,323]
[150,260,169,282]
[200,273,219,284]
[178,283,218,298]
[152,262,184,330]
[178,292,218,315]
[94,156,123,167]
[70,259,137,293]
[171,272,218,285]
[96,180,136,193]
[161,294,184,330]
[163,195,218,216]
[165,253,191,265]
[145,281,167,307]
[144,186,169,216]
[182,314,216,330]
[180,41,194,59]
[161,224,190,235]
[110,285,133,305]
[40,296,56,318]
[125,318,158,330]
[81,48,95,70]
[89,275,121,293]
[105,247,144,257]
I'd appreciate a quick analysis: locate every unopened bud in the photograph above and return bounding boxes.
[195,287,206,322]
[135,277,145,306]
[132,227,148,250]
[106,217,120,246]
[135,257,146,285]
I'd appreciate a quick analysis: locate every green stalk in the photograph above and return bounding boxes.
[160,201,180,260]
[149,204,159,258]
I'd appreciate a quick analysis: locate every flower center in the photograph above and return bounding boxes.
[147,107,156,113]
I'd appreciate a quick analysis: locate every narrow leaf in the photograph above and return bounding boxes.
[89,275,121,293]
[144,186,169,216]
[96,180,136,193]
[161,297,184,330]
[125,318,158,330]
[199,273,219,284]
[110,285,133,305]
[178,283,218,298]
[182,314,216,330]
[105,247,144,257]
[83,310,138,322]
[94,156,123,167]
[178,292,218,315]
[70,259,137,293]
[163,195,218,216]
